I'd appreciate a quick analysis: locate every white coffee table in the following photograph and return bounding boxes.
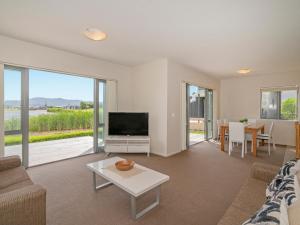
[86,157,170,219]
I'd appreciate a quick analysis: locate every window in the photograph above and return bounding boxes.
[260,87,298,120]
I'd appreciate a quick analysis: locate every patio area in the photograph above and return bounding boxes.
[5,136,94,166]
[189,133,205,145]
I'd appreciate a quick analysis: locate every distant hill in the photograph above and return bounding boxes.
[5,97,83,108]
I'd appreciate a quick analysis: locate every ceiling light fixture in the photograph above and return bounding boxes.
[84,28,107,41]
[237,69,251,74]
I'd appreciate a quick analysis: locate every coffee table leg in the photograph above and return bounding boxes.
[93,172,112,191]
[130,186,161,219]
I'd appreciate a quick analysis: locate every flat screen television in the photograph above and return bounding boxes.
[108,112,149,136]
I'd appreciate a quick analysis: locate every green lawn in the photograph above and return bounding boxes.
[5,129,93,146]
[190,130,205,134]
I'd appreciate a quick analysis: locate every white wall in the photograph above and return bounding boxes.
[166,60,220,156]
[0,35,133,111]
[132,59,168,156]
[220,74,300,146]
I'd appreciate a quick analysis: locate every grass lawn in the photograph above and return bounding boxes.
[5,129,93,146]
[190,130,205,134]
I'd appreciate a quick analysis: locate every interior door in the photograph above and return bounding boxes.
[205,89,213,140]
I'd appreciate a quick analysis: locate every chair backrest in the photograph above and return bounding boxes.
[229,122,245,142]
[223,119,229,123]
[248,118,257,124]
[269,122,275,137]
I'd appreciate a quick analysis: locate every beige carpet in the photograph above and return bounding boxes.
[27,142,286,225]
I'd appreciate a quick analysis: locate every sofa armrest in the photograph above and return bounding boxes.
[0,156,21,172]
[250,162,280,183]
[0,184,46,225]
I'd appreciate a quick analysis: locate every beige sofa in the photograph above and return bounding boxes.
[0,156,46,225]
[217,162,280,225]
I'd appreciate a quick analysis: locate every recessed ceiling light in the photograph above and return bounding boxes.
[84,28,107,41]
[237,69,251,74]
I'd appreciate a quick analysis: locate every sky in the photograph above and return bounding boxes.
[4,69,104,101]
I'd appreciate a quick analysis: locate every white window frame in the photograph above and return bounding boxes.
[260,86,299,121]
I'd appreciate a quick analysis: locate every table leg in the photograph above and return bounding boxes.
[93,172,112,191]
[261,126,265,146]
[220,126,225,151]
[130,186,160,219]
[252,131,257,157]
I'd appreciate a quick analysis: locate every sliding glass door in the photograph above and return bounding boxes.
[4,68,23,160]
[186,84,213,146]
[94,80,106,153]
[205,89,213,140]
[3,65,106,167]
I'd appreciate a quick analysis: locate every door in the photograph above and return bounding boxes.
[205,89,213,140]
[4,67,29,167]
[94,80,106,152]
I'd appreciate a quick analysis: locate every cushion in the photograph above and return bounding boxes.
[266,174,284,199]
[0,166,31,189]
[242,198,289,225]
[278,159,297,176]
[269,175,300,207]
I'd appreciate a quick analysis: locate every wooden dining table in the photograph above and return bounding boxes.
[220,122,265,157]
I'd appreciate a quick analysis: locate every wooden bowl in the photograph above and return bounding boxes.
[115,160,135,171]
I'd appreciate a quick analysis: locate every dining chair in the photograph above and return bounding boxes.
[229,122,247,158]
[217,119,228,141]
[248,118,257,124]
[256,122,275,156]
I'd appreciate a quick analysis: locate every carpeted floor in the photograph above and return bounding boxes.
[27,141,286,225]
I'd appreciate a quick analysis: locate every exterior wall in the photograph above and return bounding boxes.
[220,73,300,146]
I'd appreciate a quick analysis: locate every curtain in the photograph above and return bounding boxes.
[105,80,118,137]
[181,82,187,150]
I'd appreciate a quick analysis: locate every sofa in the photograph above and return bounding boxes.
[0,156,46,225]
[218,149,300,225]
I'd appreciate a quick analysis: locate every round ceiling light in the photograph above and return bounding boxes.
[84,28,107,41]
[237,69,251,74]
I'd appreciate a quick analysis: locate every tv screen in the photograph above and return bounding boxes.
[108,112,149,136]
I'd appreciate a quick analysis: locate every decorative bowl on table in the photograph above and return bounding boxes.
[115,160,135,171]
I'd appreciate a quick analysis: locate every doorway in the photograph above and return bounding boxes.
[3,66,106,167]
[186,84,213,146]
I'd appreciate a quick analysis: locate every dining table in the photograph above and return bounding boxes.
[220,122,265,157]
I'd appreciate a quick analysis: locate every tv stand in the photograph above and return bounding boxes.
[105,136,150,157]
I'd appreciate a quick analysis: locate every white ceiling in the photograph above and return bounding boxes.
[0,0,299,78]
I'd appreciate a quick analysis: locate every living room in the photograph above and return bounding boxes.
[1,1,300,225]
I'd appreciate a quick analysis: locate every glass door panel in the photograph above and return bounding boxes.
[4,68,23,160]
[205,89,213,140]
[98,81,105,149]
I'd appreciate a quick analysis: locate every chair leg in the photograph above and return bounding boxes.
[268,141,271,156]
[229,140,232,156]
[245,140,248,154]
[272,138,276,149]
[241,142,245,158]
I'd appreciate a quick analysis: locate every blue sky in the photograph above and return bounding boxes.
[4,69,101,101]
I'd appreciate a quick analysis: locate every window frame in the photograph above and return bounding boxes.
[260,87,299,121]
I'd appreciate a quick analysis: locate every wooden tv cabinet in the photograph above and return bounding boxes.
[105,136,150,156]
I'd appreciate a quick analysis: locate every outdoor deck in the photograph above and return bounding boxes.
[5,136,94,166]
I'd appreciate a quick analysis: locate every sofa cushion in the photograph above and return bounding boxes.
[266,174,284,199]
[278,159,297,176]
[232,178,267,214]
[0,166,31,190]
[242,198,289,225]
[269,175,300,207]
[0,179,33,194]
